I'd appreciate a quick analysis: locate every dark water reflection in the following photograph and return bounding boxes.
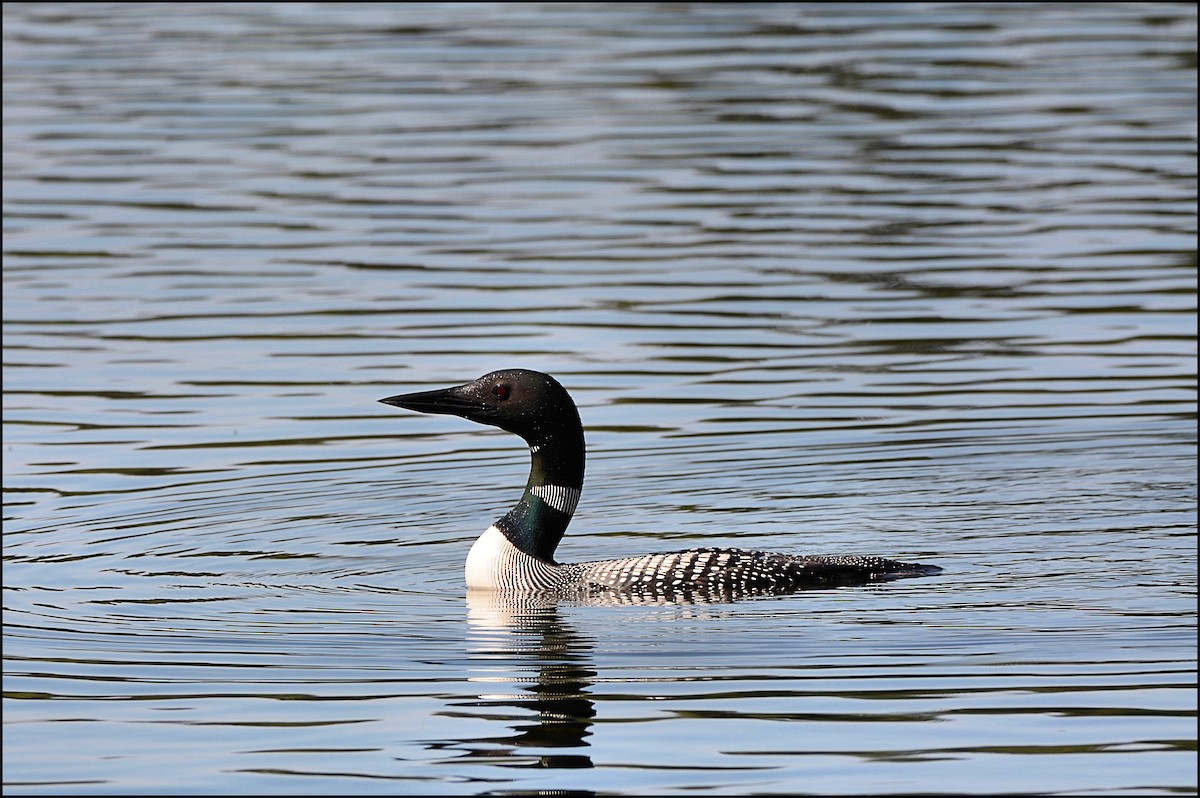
[3,2,1196,795]
[454,596,598,772]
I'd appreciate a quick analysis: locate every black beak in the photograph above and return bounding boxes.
[379,384,486,419]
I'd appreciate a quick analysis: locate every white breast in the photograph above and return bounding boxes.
[464,525,562,590]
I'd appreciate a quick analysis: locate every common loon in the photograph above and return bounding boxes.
[381,369,942,598]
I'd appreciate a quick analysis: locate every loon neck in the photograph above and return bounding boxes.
[493,429,585,564]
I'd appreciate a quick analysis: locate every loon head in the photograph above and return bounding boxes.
[379,369,581,449]
[381,369,586,565]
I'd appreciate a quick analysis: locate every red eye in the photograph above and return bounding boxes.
[491,383,510,400]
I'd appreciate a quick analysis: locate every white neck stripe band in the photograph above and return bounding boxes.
[531,484,581,516]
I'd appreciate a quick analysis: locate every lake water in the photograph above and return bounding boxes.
[3,3,1196,795]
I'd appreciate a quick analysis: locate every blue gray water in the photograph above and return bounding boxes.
[3,3,1196,795]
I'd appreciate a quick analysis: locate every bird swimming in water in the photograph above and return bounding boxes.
[381,369,942,601]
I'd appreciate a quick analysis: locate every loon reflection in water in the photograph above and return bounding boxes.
[381,369,942,601]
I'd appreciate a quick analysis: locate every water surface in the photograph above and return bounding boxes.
[3,3,1196,795]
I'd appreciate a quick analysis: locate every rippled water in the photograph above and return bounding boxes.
[3,3,1196,795]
